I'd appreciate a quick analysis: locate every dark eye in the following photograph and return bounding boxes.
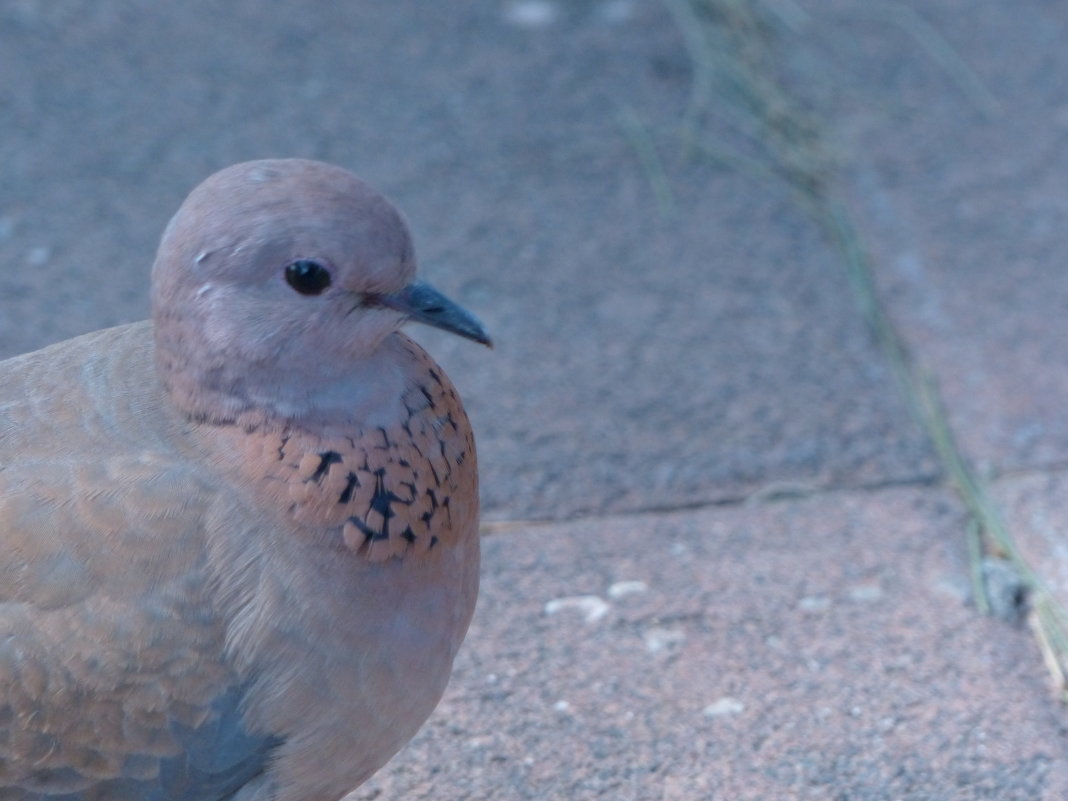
[285,260,332,295]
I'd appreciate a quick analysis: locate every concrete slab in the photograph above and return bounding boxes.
[0,0,936,520]
[356,487,1067,800]
[803,0,1068,474]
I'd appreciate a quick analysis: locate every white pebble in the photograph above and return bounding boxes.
[643,626,685,653]
[848,584,884,603]
[503,1,558,27]
[703,697,745,717]
[607,580,648,599]
[544,594,610,623]
[798,595,830,613]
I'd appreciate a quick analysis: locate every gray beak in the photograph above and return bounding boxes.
[377,280,493,348]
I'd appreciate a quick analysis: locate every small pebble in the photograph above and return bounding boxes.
[607,580,648,599]
[544,595,610,623]
[703,697,745,717]
[503,1,558,27]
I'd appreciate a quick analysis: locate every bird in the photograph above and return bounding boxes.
[0,159,491,800]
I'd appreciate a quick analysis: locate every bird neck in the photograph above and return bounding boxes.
[155,328,415,434]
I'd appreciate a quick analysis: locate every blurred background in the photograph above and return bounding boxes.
[4,1,1068,797]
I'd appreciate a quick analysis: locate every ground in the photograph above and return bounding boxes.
[3,1,1068,797]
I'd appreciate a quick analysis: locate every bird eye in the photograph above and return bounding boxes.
[284,260,332,296]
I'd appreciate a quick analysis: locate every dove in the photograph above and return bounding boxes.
[0,159,490,800]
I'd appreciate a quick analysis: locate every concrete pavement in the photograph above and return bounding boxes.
[2,0,1068,797]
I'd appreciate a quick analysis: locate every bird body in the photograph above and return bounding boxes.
[0,160,488,800]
